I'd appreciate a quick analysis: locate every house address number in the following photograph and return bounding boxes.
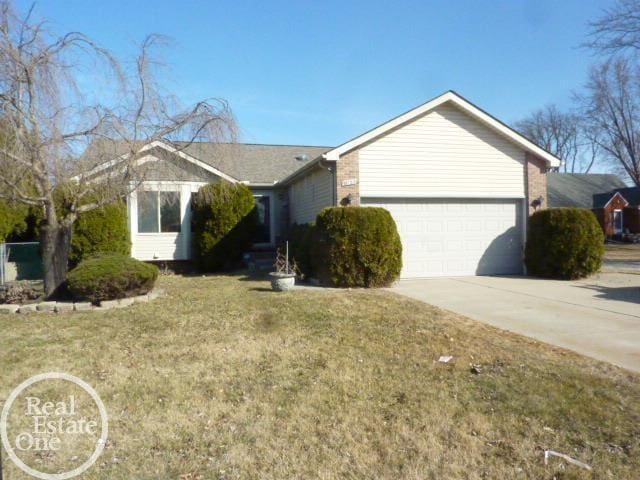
[341,178,358,187]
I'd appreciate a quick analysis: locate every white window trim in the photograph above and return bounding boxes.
[137,190,182,235]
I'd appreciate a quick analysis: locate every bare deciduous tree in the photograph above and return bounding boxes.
[587,0,640,54]
[514,105,598,173]
[0,1,236,296]
[577,57,640,186]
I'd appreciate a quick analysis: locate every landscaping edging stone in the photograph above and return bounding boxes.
[0,304,20,314]
[0,288,165,314]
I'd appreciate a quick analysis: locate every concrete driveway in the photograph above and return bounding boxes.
[391,273,640,372]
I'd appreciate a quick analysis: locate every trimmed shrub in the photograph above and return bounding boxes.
[67,254,158,303]
[54,183,130,266]
[192,182,258,271]
[0,200,29,242]
[314,207,402,287]
[287,223,317,278]
[525,208,604,280]
[69,201,130,266]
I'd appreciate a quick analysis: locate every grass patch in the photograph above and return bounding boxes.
[1,275,639,479]
[605,243,640,262]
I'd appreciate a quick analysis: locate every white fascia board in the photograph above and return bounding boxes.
[75,140,239,183]
[145,140,239,183]
[602,191,630,208]
[246,182,279,188]
[323,91,561,168]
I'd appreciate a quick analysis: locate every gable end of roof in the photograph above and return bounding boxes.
[323,90,562,167]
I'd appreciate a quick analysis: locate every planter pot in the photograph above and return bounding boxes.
[269,272,296,291]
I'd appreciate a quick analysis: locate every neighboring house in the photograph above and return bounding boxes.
[87,90,561,278]
[548,173,639,236]
[596,186,640,236]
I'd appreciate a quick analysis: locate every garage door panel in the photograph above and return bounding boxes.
[362,198,524,278]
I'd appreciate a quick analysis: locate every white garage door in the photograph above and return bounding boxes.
[362,198,524,278]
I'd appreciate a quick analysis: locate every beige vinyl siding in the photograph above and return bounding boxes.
[133,232,189,260]
[359,103,526,198]
[288,167,333,224]
[130,182,205,261]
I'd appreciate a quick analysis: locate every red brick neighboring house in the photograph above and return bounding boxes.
[594,187,640,237]
[593,191,631,236]
[547,173,640,237]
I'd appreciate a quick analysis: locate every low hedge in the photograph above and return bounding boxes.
[525,208,604,279]
[192,182,258,271]
[287,223,317,278]
[67,254,158,303]
[314,207,402,287]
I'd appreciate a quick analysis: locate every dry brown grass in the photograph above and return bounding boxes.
[605,243,640,261]
[1,275,639,479]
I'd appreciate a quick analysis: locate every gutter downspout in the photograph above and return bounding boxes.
[319,154,337,206]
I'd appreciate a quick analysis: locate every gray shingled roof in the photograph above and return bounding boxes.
[82,140,332,184]
[547,173,628,208]
[175,142,331,184]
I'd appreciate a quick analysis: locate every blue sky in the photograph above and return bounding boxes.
[19,0,608,147]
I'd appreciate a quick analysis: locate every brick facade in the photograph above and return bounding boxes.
[335,149,360,206]
[525,152,548,215]
[624,207,640,233]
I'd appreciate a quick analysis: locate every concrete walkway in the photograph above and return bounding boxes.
[391,273,640,372]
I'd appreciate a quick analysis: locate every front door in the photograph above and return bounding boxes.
[254,195,271,244]
[613,209,624,234]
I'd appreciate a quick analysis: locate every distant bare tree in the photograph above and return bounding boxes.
[514,105,597,173]
[577,57,640,186]
[587,0,640,54]
[0,1,236,296]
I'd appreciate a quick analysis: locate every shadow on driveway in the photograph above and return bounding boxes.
[576,283,640,305]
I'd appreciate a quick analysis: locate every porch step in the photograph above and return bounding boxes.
[244,250,276,274]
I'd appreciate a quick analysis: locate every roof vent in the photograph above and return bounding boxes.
[295,154,309,161]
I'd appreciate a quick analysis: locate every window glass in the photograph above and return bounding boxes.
[254,196,270,243]
[137,191,159,233]
[160,191,181,232]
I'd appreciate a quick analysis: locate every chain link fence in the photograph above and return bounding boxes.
[0,242,43,285]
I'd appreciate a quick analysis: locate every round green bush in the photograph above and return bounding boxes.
[192,182,258,271]
[525,208,604,280]
[67,254,158,303]
[314,206,402,287]
[69,201,130,266]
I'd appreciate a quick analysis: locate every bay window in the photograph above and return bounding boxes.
[137,191,181,233]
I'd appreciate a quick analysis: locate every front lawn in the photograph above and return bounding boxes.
[1,275,639,479]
